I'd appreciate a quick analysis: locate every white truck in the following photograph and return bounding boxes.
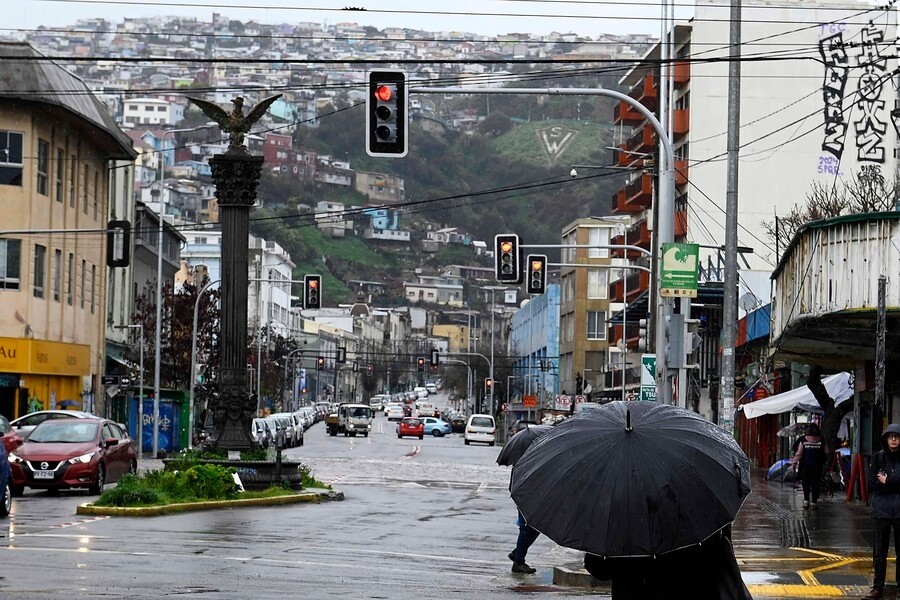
[327,403,374,437]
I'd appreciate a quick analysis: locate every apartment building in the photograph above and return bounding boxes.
[0,42,136,419]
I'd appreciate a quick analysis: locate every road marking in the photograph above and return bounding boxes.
[476,481,488,494]
[401,445,420,459]
[52,516,110,529]
[745,583,843,597]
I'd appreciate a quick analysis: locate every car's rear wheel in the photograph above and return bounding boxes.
[418,435,423,440]
[464,439,470,445]
[0,483,11,517]
[89,464,106,495]
[10,484,24,497]
[398,434,402,438]
[432,430,442,437]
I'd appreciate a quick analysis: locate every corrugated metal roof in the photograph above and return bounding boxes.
[0,42,135,159]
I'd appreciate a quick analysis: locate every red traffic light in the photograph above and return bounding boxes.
[374,85,393,102]
[308,279,318,289]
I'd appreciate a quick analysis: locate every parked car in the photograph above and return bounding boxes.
[397,417,424,440]
[251,418,273,448]
[7,418,137,495]
[10,410,98,439]
[0,441,11,517]
[464,414,496,446]
[421,417,451,437]
[264,416,288,449]
[0,415,24,453]
[448,414,467,434]
[273,413,304,446]
[511,420,539,435]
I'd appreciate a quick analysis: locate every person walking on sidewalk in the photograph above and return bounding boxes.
[864,424,900,599]
[792,423,826,509]
[508,509,539,573]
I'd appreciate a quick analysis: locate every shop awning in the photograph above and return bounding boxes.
[740,372,854,419]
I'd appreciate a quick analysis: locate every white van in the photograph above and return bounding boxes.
[464,414,496,446]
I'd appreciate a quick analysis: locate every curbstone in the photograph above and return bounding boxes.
[552,565,608,590]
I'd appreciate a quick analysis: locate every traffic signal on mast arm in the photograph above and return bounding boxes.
[316,356,325,371]
[366,69,408,158]
[638,318,650,352]
[106,220,131,268]
[416,357,426,372]
[494,234,521,284]
[304,274,321,309]
[367,364,374,375]
[526,254,547,294]
[430,348,439,368]
[484,378,493,394]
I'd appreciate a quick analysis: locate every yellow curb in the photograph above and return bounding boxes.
[746,584,843,597]
[76,491,326,517]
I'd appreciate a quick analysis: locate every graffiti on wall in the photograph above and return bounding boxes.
[854,21,888,164]
[820,30,849,160]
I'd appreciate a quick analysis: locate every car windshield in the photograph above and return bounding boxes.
[348,407,372,418]
[471,417,494,427]
[404,419,421,426]
[29,421,99,443]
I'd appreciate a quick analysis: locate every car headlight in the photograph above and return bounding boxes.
[8,452,23,464]
[67,452,96,464]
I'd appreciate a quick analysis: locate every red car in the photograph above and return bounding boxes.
[0,415,24,454]
[397,417,424,440]
[8,417,137,496]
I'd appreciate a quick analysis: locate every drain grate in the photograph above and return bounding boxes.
[750,496,810,548]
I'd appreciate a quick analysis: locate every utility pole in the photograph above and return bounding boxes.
[720,0,742,433]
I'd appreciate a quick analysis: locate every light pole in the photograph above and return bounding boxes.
[189,277,220,449]
[154,123,215,457]
[115,324,143,459]
[482,286,506,415]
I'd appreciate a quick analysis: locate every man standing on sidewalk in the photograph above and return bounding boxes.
[865,424,900,599]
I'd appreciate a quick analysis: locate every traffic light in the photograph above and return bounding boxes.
[638,318,650,352]
[316,356,325,371]
[494,234,521,283]
[664,313,685,369]
[366,69,408,157]
[352,361,359,373]
[430,348,439,368]
[416,357,426,372]
[106,220,131,267]
[484,378,493,394]
[303,274,322,309]
[336,346,346,364]
[526,254,547,294]
[366,364,373,375]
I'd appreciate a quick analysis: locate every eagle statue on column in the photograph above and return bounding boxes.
[186,94,282,150]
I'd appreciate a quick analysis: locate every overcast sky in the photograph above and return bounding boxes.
[6,0,695,38]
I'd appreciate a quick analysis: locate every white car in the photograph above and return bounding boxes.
[385,404,404,421]
[464,414,496,446]
[10,410,98,439]
[425,383,437,395]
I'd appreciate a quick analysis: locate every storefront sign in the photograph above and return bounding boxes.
[0,338,90,376]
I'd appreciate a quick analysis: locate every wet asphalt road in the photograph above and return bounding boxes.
[0,398,598,599]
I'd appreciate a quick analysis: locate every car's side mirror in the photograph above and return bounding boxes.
[105,438,118,448]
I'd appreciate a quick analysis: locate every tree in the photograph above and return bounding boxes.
[806,365,854,460]
[762,171,899,253]
[127,281,221,390]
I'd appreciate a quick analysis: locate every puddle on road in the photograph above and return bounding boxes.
[741,571,799,585]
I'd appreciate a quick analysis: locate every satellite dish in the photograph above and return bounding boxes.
[738,293,758,311]
[615,222,627,236]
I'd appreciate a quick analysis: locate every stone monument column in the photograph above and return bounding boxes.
[209,148,263,449]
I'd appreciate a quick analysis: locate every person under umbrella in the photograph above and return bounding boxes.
[511,401,753,598]
[791,422,825,508]
[497,423,553,574]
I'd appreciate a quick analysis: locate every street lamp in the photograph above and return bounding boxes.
[481,285,506,415]
[154,123,215,458]
[115,324,143,459]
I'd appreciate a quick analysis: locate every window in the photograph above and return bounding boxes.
[0,239,21,290]
[33,244,46,298]
[587,311,606,340]
[0,130,24,186]
[588,227,610,258]
[82,164,89,213]
[53,249,61,302]
[69,146,77,207]
[93,170,99,219]
[80,259,86,308]
[587,269,608,299]
[90,264,96,314]
[66,252,73,305]
[36,139,49,195]
[55,148,64,202]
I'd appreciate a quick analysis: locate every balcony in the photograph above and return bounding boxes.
[614,100,644,125]
[612,186,643,215]
[614,145,636,167]
[624,173,653,210]
[610,233,626,257]
[625,124,655,155]
[675,209,688,237]
[673,109,690,140]
[675,159,689,186]
[674,61,690,89]
[628,74,658,108]
[626,219,652,250]
[609,269,651,303]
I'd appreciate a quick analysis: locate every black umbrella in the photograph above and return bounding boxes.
[776,422,809,438]
[496,424,554,467]
[510,401,750,558]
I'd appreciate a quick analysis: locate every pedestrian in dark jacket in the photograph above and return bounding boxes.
[864,423,900,599]
[792,423,826,508]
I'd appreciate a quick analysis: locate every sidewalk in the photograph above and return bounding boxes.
[549,469,878,598]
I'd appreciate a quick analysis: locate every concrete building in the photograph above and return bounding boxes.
[122,97,184,127]
[508,283,561,408]
[0,42,136,419]
[248,235,297,339]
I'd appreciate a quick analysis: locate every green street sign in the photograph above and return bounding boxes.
[640,354,656,402]
[660,242,699,298]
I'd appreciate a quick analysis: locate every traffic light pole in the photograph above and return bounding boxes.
[413,86,675,404]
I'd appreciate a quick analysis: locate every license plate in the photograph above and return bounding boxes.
[33,470,54,479]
